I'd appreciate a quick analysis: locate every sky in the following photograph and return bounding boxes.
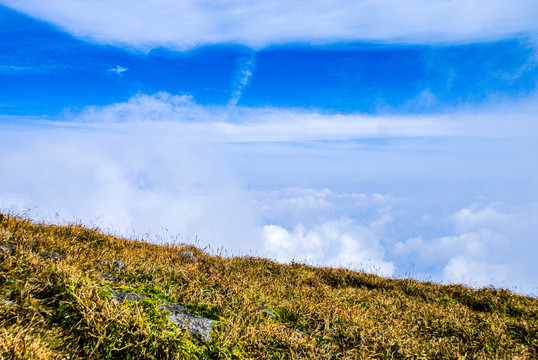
[1,1,537,295]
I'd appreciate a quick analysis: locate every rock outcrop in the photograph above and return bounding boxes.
[39,251,64,262]
[176,251,198,263]
[108,289,215,343]
[0,243,16,255]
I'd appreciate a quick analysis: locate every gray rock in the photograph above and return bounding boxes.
[158,303,215,342]
[260,306,276,319]
[40,251,64,262]
[101,273,120,282]
[108,289,214,342]
[95,259,125,272]
[177,251,198,263]
[0,244,16,255]
[110,291,146,302]
[291,328,311,338]
[112,259,125,271]
[225,265,240,273]
[0,298,15,307]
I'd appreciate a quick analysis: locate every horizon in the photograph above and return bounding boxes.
[1,1,537,296]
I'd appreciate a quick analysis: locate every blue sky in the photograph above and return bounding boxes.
[2,5,537,115]
[1,1,537,295]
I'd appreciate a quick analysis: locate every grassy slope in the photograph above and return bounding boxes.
[0,213,536,359]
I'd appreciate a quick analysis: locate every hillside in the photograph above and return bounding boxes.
[0,213,536,359]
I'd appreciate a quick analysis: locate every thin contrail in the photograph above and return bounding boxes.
[228,50,257,107]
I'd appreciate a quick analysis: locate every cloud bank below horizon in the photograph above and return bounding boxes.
[1,93,537,295]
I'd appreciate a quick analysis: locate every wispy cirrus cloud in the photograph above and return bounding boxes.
[1,0,536,50]
[107,65,129,75]
[0,65,33,73]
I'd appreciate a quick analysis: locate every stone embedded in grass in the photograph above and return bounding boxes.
[96,259,125,282]
[95,259,125,272]
[291,328,311,339]
[177,251,198,263]
[0,243,16,255]
[0,298,15,307]
[101,273,120,282]
[225,265,240,273]
[39,251,64,262]
[110,291,146,302]
[112,259,125,271]
[158,303,215,343]
[259,306,276,319]
[108,289,214,342]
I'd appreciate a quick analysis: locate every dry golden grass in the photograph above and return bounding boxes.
[1,212,536,359]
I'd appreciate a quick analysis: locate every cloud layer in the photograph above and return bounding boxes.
[1,93,537,295]
[394,203,538,294]
[64,92,455,141]
[259,189,396,276]
[1,0,537,49]
[52,91,538,142]
[0,111,261,252]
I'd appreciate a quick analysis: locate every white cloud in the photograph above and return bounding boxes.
[214,113,452,141]
[107,65,129,75]
[442,257,513,290]
[262,217,395,276]
[55,92,454,141]
[254,188,393,229]
[0,65,34,73]
[1,0,536,50]
[72,93,224,127]
[256,188,396,275]
[0,193,29,213]
[48,92,538,149]
[394,230,499,267]
[0,64,59,74]
[394,203,538,295]
[0,112,261,253]
[453,205,511,233]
